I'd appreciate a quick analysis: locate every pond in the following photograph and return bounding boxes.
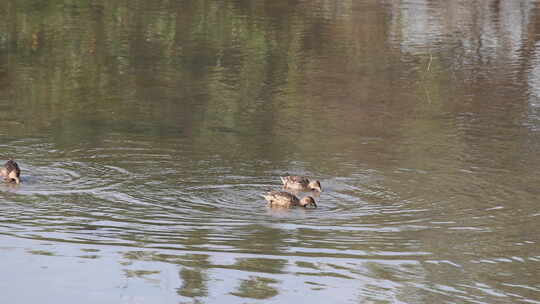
[1,0,539,303]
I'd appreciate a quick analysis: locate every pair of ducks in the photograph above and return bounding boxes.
[262,176,321,208]
[1,160,21,184]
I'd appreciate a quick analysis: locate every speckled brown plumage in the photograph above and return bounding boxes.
[280,176,322,192]
[261,190,317,208]
[1,160,21,184]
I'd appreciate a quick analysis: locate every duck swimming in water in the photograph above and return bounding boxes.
[1,160,21,184]
[262,190,317,208]
[280,176,322,192]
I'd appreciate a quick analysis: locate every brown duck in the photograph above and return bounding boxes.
[1,160,21,184]
[280,176,322,192]
[261,190,317,208]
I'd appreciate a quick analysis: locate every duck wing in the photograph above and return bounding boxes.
[281,175,309,186]
[262,190,299,206]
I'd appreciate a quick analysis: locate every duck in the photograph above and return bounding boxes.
[261,190,317,208]
[1,160,21,184]
[280,175,322,192]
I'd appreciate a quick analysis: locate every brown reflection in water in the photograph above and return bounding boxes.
[183,228,211,248]
[178,267,208,298]
[123,269,161,285]
[27,249,55,256]
[77,248,100,259]
[228,257,287,274]
[230,276,279,300]
[177,254,210,299]
[120,251,156,266]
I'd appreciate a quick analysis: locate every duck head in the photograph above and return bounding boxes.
[299,196,317,208]
[1,160,21,184]
[1,168,20,184]
[308,180,322,192]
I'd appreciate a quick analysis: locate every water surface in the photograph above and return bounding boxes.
[1,0,540,303]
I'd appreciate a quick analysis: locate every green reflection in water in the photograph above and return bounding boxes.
[177,254,209,298]
[1,0,540,304]
[230,276,279,300]
[178,267,207,298]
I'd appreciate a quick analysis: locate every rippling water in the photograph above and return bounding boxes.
[1,0,540,303]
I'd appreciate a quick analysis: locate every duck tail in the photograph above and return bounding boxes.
[280,176,287,185]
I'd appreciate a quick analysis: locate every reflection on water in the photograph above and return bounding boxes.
[1,0,540,303]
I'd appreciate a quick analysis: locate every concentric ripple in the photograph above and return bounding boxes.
[1,122,539,304]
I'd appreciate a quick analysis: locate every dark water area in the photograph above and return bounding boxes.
[1,0,540,303]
